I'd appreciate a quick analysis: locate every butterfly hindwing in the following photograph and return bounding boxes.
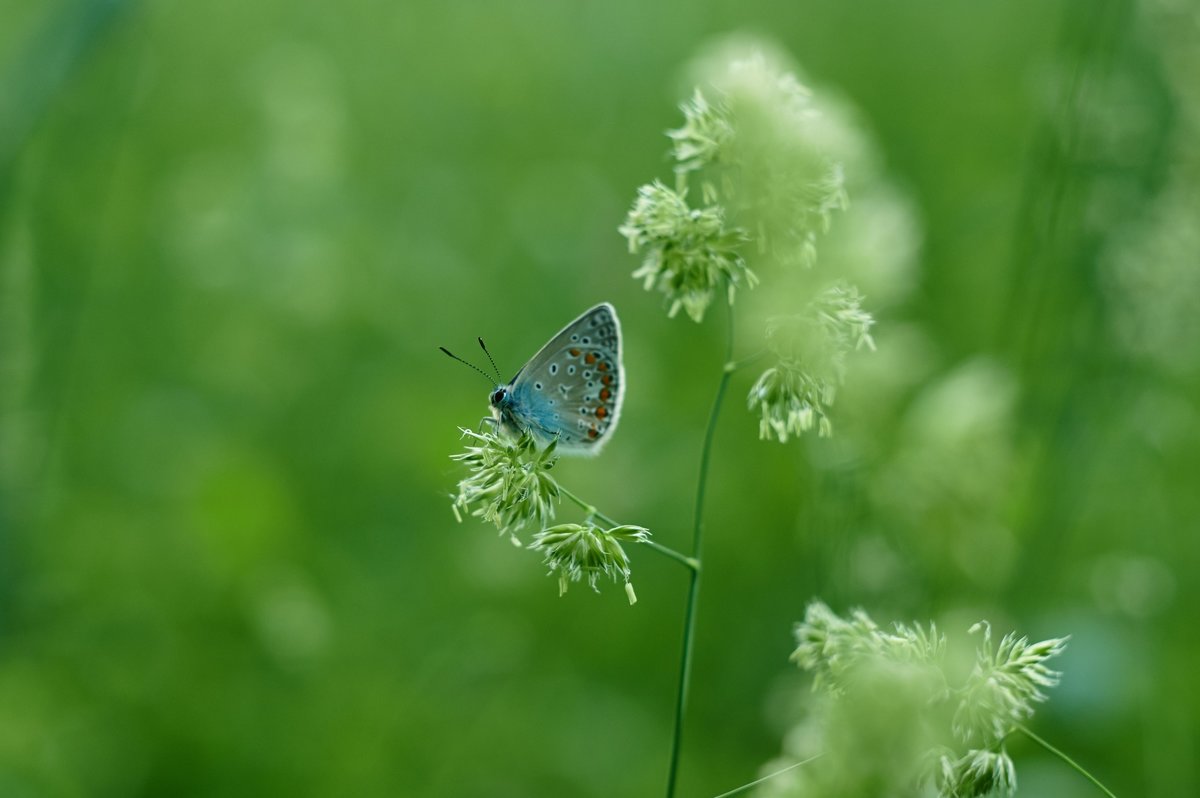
[505,303,624,455]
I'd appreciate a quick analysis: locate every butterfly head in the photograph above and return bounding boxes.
[488,385,521,434]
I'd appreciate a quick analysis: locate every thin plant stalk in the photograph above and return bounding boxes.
[710,753,825,798]
[643,539,701,572]
[666,301,736,798]
[1016,723,1118,798]
[557,485,699,571]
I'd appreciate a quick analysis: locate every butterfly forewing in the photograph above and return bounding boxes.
[506,303,624,455]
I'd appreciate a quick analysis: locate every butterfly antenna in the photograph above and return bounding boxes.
[438,346,496,385]
[477,337,503,382]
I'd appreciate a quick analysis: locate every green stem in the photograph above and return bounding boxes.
[725,348,766,373]
[666,301,736,798]
[1016,723,1117,798]
[558,485,698,571]
[645,539,701,572]
[710,753,824,798]
[557,484,616,525]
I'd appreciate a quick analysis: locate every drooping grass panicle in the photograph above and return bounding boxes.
[669,88,734,176]
[619,180,754,323]
[807,281,877,365]
[696,48,852,272]
[623,43,864,327]
[450,430,656,603]
[785,602,1068,798]
[748,283,875,442]
[529,523,651,604]
[791,600,946,693]
[935,748,1018,798]
[450,428,560,540]
[747,366,835,441]
[953,621,1070,745]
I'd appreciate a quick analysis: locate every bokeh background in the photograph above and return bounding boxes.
[1,0,1196,795]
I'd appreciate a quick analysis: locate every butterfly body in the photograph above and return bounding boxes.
[488,303,624,455]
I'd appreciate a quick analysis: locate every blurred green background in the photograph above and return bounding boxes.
[1,0,1196,795]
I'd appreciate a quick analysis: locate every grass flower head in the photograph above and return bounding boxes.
[747,365,835,442]
[668,88,734,175]
[935,748,1018,798]
[748,283,875,442]
[620,180,754,323]
[450,428,560,541]
[781,602,1069,798]
[953,622,1069,746]
[529,523,651,604]
[689,44,853,271]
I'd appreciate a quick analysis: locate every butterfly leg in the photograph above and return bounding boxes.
[475,416,498,434]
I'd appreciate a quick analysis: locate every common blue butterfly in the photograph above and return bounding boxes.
[442,303,625,455]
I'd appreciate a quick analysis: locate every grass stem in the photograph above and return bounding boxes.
[665,300,736,798]
[557,485,698,571]
[1016,723,1117,798]
[710,753,824,798]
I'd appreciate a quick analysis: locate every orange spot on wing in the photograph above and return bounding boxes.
[599,388,611,401]
[595,406,608,420]
[601,374,612,385]
[597,361,608,371]
[587,427,598,439]
[569,348,581,357]
[584,352,596,364]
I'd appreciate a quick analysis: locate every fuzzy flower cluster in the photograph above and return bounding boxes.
[952,622,1070,746]
[696,50,851,270]
[450,429,651,603]
[791,601,945,692]
[619,180,754,323]
[621,51,852,323]
[747,366,834,441]
[785,601,1069,798]
[529,523,651,605]
[668,88,735,175]
[748,284,875,442]
[450,428,560,540]
[781,165,850,270]
[621,40,876,443]
[934,749,1016,797]
[805,282,876,377]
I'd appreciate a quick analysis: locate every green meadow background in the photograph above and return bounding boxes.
[1,0,1195,795]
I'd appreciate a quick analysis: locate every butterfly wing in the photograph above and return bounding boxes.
[504,303,624,455]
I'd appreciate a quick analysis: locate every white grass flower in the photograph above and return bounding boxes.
[953,622,1069,745]
[620,180,754,322]
[450,428,560,540]
[748,366,834,442]
[668,88,734,175]
[791,601,945,694]
[529,523,651,604]
[692,46,852,271]
[788,603,1068,798]
[748,283,875,442]
[936,748,1018,798]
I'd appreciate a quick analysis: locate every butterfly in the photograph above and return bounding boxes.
[441,303,625,455]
